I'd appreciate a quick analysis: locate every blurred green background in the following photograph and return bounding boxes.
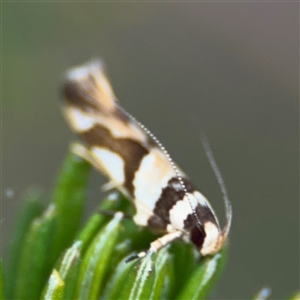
[2,2,298,299]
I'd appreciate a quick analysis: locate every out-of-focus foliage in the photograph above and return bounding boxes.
[3,152,227,299]
[3,151,297,299]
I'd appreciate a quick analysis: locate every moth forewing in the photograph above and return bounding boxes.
[61,59,232,258]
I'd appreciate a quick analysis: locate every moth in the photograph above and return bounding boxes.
[61,59,232,259]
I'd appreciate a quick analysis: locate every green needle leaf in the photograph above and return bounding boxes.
[42,241,82,300]
[118,253,155,300]
[75,212,123,299]
[176,246,227,300]
[0,259,4,300]
[5,188,44,299]
[77,193,125,255]
[41,269,64,300]
[51,151,91,260]
[14,204,57,300]
[60,243,82,300]
[99,256,133,300]
[149,247,174,300]
[58,241,82,281]
[169,242,199,298]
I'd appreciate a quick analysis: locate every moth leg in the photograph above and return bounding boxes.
[149,230,183,252]
[126,230,183,262]
[70,142,96,165]
[101,180,117,192]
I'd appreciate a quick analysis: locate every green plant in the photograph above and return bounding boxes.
[2,152,298,300]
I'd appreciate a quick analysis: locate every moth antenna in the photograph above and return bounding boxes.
[199,131,232,240]
[124,111,204,232]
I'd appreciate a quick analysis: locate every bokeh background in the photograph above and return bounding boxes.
[2,2,298,299]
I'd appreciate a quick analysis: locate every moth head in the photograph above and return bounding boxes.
[195,222,228,256]
[187,192,231,256]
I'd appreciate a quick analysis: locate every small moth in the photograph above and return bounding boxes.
[61,59,232,258]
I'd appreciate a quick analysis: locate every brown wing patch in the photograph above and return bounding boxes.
[82,125,149,196]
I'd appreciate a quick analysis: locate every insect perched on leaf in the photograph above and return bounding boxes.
[61,59,232,260]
